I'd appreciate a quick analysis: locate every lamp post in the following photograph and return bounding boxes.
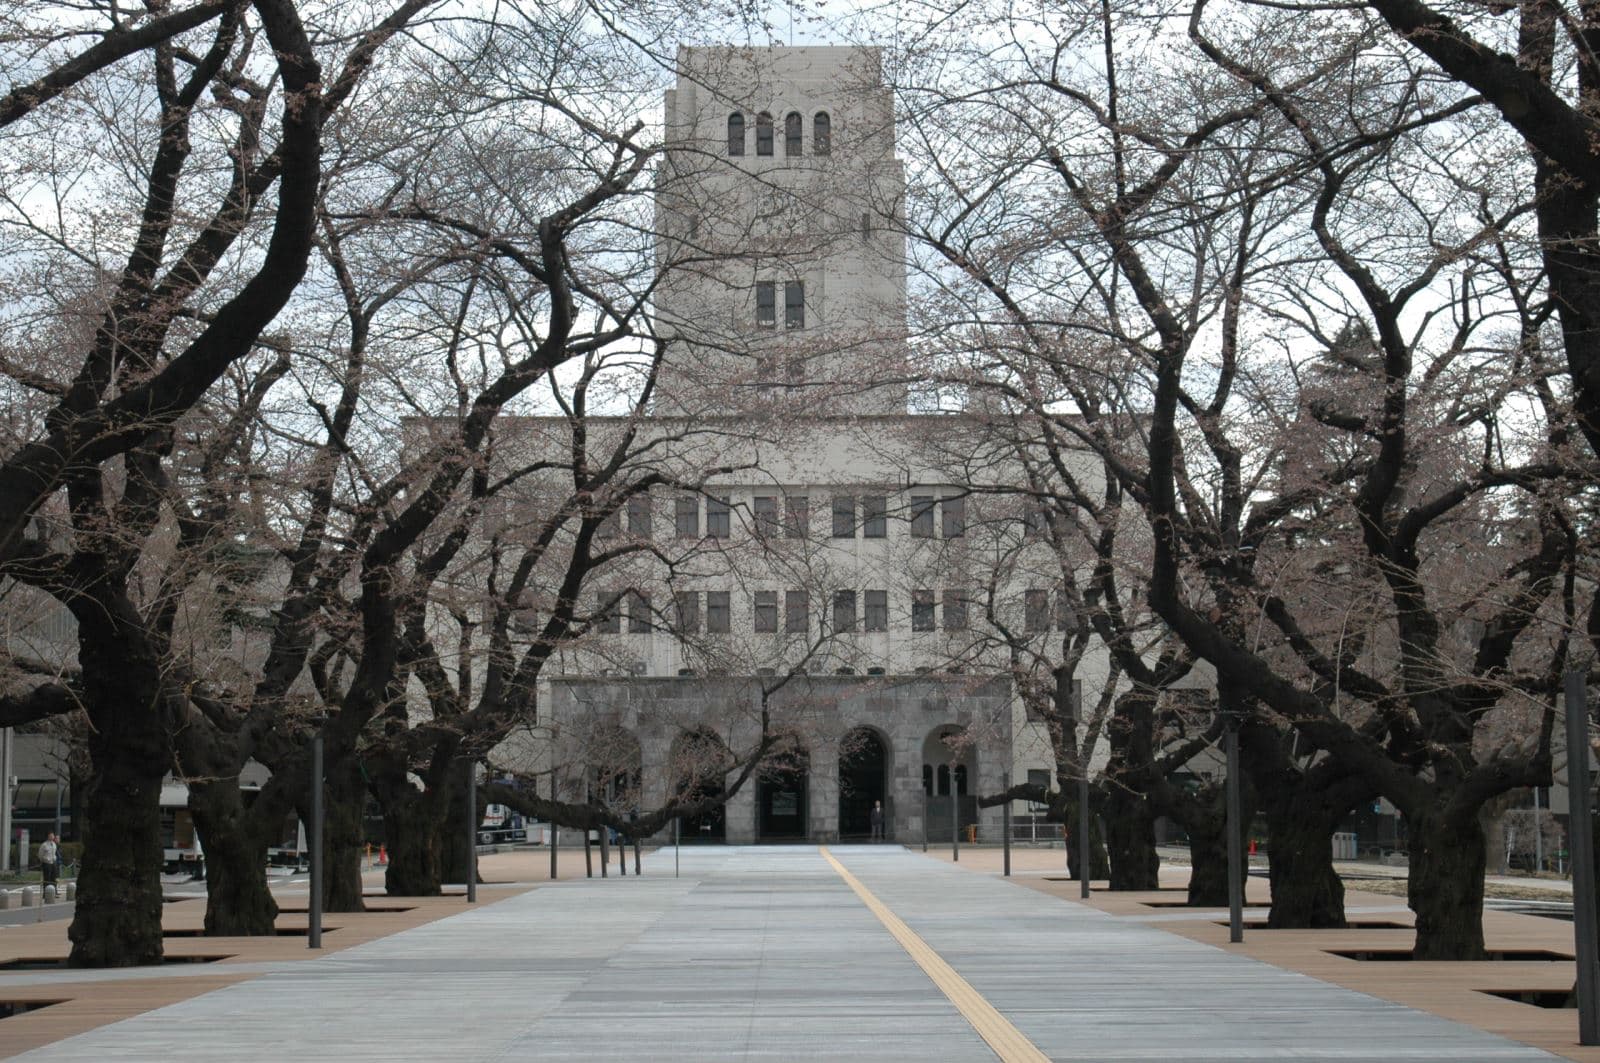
[309,732,324,950]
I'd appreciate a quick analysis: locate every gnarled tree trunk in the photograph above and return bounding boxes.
[1263,799,1345,929]
[1407,809,1487,960]
[189,777,279,936]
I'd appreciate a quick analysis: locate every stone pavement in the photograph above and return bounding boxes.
[0,846,1562,1062]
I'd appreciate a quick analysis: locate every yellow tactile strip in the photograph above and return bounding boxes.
[819,846,1050,1063]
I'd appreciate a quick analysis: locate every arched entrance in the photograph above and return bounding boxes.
[758,737,809,840]
[922,725,977,841]
[670,728,728,843]
[837,727,888,841]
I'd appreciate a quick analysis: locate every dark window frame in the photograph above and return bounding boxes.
[784,280,804,329]
[813,111,831,155]
[831,494,856,538]
[674,495,698,539]
[785,590,809,634]
[941,495,966,538]
[863,589,888,631]
[706,495,731,538]
[706,590,731,633]
[785,495,810,538]
[943,589,969,631]
[754,590,778,633]
[832,589,857,633]
[727,112,745,156]
[674,590,700,634]
[627,494,652,538]
[753,495,780,538]
[861,495,887,538]
[911,589,935,632]
[756,280,776,328]
[784,110,803,156]
[910,494,935,538]
[755,111,774,155]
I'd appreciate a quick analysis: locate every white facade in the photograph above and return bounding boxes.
[514,46,1108,844]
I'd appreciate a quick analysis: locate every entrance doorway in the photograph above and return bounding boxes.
[837,728,888,841]
[758,741,809,840]
[671,729,727,843]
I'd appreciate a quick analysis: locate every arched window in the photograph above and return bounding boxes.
[813,111,831,155]
[922,764,933,794]
[727,113,745,156]
[785,111,803,156]
[755,111,774,156]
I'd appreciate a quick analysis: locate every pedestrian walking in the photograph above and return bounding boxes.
[38,832,59,886]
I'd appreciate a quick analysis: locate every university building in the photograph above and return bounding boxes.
[500,45,1110,845]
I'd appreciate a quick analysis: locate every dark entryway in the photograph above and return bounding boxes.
[838,728,887,841]
[758,743,809,840]
[671,729,727,843]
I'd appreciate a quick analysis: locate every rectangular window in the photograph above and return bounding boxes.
[785,590,809,633]
[785,280,804,329]
[943,589,969,631]
[675,495,698,539]
[1025,589,1050,633]
[1024,505,1050,539]
[674,590,700,634]
[910,494,935,538]
[595,591,622,633]
[864,590,888,631]
[627,494,652,538]
[832,590,857,633]
[754,495,779,538]
[596,504,621,538]
[706,591,731,633]
[756,281,776,327]
[941,495,966,538]
[1055,589,1072,631]
[706,495,731,538]
[831,494,856,538]
[627,590,653,634]
[861,495,887,538]
[1027,768,1050,794]
[785,495,810,538]
[754,591,778,633]
[911,590,936,632]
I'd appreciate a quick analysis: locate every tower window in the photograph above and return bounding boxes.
[814,111,831,155]
[706,495,731,538]
[833,590,857,633]
[706,591,731,633]
[728,113,745,156]
[785,590,809,633]
[675,495,699,538]
[756,111,773,156]
[861,495,887,538]
[785,111,803,156]
[754,590,778,633]
[864,590,888,631]
[831,495,856,538]
[756,280,776,328]
[910,494,935,537]
[784,280,804,329]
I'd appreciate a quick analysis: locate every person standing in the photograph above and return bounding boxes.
[38,832,58,887]
[869,801,885,843]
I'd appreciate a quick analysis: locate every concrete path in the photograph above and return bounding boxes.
[2,846,1561,1062]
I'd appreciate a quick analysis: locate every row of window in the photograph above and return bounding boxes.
[594,588,974,634]
[729,110,831,157]
[599,493,969,541]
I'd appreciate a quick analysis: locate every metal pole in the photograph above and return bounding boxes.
[1002,771,1011,877]
[583,827,593,878]
[466,760,477,904]
[951,785,959,862]
[599,824,609,878]
[634,837,641,876]
[675,817,680,879]
[618,831,627,876]
[309,734,324,950]
[1534,785,1544,873]
[1078,773,1090,900]
[1564,671,1599,1044]
[550,820,558,881]
[1,728,12,873]
[1225,725,1244,944]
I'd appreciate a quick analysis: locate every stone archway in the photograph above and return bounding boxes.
[837,727,889,841]
[757,737,809,840]
[670,728,728,843]
[922,725,977,840]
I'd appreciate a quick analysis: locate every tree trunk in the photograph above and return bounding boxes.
[383,790,445,897]
[1103,783,1160,890]
[1264,801,1345,928]
[440,778,477,887]
[318,759,367,913]
[1103,689,1161,890]
[189,777,279,936]
[68,747,166,967]
[1063,793,1111,881]
[1407,810,1487,960]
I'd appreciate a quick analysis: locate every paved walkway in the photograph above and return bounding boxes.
[2,847,1561,1062]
